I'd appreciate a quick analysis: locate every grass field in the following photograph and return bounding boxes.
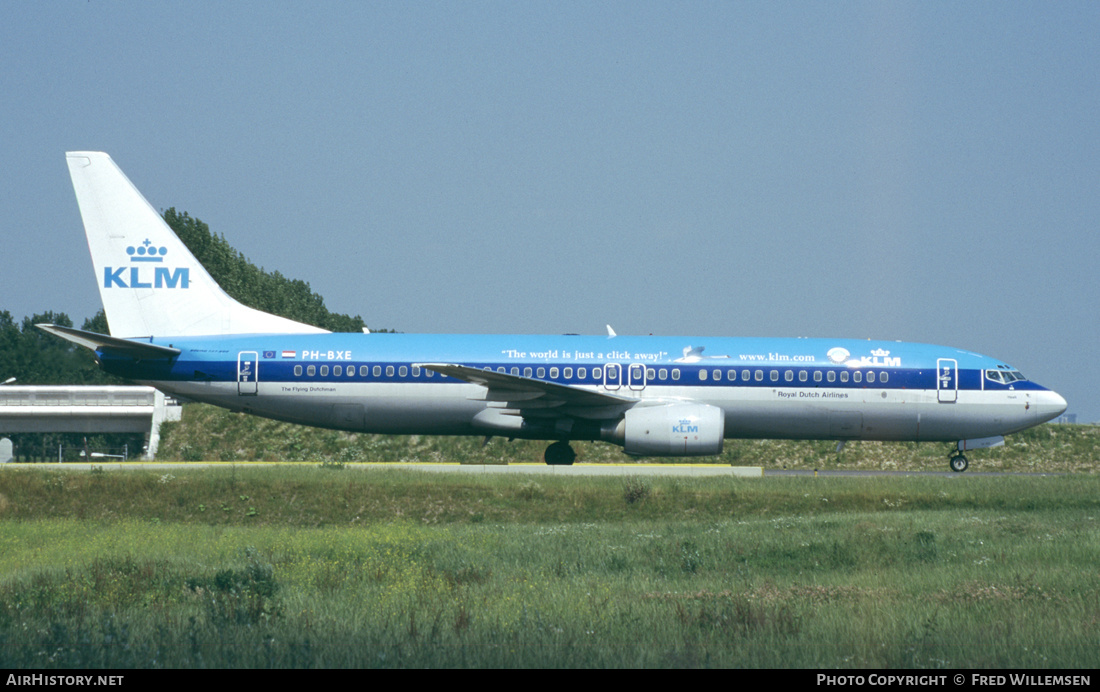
[2,465,1099,668]
[154,404,1100,474]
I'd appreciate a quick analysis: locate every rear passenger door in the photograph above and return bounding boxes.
[238,351,259,395]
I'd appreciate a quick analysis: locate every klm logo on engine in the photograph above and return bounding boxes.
[671,419,698,434]
[103,240,189,289]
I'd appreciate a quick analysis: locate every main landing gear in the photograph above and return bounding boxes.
[949,453,969,473]
[544,441,576,466]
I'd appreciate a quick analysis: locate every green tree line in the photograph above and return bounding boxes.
[0,311,115,386]
[163,209,368,333]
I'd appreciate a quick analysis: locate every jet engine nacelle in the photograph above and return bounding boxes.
[619,403,725,456]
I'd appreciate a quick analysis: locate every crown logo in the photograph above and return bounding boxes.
[870,348,890,357]
[127,239,168,262]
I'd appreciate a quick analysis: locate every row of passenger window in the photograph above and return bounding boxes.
[294,364,428,378]
[291,364,613,380]
[699,368,888,384]
[290,363,890,385]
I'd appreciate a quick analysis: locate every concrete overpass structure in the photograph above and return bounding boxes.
[0,386,182,460]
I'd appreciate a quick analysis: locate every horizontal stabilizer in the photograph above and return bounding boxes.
[36,324,181,359]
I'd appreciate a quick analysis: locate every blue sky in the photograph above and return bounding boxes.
[3,2,1098,421]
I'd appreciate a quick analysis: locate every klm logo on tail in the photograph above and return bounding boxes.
[103,239,190,289]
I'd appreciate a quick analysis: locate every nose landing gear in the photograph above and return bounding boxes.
[949,436,1004,473]
[949,453,969,473]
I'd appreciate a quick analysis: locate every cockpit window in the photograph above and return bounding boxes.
[987,369,1027,384]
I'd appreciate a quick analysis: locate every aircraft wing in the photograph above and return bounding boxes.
[415,362,636,420]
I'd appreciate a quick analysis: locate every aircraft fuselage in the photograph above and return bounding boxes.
[101,332,1066,446]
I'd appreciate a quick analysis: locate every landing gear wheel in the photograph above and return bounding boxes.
[544,441,576,466]
[949,454,969,473]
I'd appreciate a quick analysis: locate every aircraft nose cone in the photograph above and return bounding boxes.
[1035,390,1068,422]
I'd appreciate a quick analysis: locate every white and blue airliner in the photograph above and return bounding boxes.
[40,152,1067,471]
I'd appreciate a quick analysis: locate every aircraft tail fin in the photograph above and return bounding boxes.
[65,152,327,338]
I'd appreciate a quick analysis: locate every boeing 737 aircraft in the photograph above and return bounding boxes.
[40,152,1067,471]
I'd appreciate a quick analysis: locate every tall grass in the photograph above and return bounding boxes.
[2,465,1097,525]
[153,404,1100,473]
[1,468,1099,667]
